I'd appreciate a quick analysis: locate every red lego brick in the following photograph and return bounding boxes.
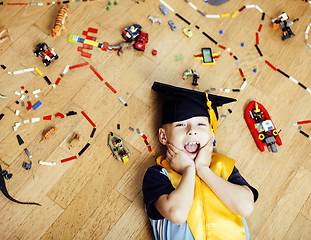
[81,52,92,58]
[55,112,65,118]
[69,62,89,70]
[77,46,83,52]
[102,42,108,51]
[61,156,77,163]
[43,115,52,120]
[82,31,88,36]
[81,111,96,128]
[88,28,98,33]
[90,65,103,81]
[55,77,61,85]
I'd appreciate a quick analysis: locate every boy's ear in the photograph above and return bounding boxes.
[159,128,167,145]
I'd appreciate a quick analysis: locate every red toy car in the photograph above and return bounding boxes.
[134,32,148,51]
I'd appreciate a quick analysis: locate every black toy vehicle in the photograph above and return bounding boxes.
[122,24,142,42]
[34,42,59,66]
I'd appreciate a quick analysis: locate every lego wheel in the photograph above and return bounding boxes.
[54,54,59,60]
[258,133,265,140]
[34,51,39,57]
[273,130,279,136]
[43,60,50,67]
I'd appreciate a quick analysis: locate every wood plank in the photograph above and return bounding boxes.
[283,214,311,240]
[256,166,311,240]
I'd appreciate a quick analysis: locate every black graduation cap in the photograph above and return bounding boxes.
[152,82,237,133]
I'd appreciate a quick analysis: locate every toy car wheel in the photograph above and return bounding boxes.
[43,60,50,67]
[34,51,39,57]
[54,54,59,60]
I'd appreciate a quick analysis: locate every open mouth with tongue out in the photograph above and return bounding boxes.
[184,141,200,155]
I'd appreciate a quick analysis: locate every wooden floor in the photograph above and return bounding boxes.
[0,0,311,239]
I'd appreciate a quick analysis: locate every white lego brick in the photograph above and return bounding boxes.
[32,89,41,95]
[224,89,230,93]
[39,161,56,166]
[159,0,175,12]
[189,2,197,10]
[63,65,70,75]
[23,68,35,73]
[13,70,24,74]
[20,95,25,101]
[15,91,21,96]
[241,81,247,90]
[31,117,40,123]
[23,119,30,124]
[255,5,263,13]
[15,110,20,116]
[206,15,220,18]
[245,5,255,8]
[289,76,299,84]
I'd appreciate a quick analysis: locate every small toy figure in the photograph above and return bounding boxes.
[0,28,13,53]
[52,5,69,38]
[108,132,130,163]
[40,127,58,142]
[34,43,59,66]
[108,41,135,56]
[148,15,162,25]
[183,69,200,86]
[244,100,282,152]
[0,164,40,205]
[69,133,80,149]
[271,12,299,40]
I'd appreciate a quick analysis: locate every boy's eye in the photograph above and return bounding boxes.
[198,123,207,126]
[175,123,185,127]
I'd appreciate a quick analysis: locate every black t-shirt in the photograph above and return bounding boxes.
[143,165,259,220]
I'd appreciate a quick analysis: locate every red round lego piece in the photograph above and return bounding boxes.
[152,49,157,56]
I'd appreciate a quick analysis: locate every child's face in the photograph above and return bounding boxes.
[159,116,211,160]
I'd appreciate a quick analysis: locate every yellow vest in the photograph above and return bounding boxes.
[156,153,245,240]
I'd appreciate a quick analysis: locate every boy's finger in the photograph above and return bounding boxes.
[167,143,178,154]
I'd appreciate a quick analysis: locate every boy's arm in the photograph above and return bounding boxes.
[155,166,195,225]
[155,143,196,225]
[195,137,254,218]
[197,166,254,218]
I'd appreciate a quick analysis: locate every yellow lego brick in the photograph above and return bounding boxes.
[83,39,98,47]
[202,62,216,66]
[212,52,221,57]
[220,13,230,18]
[194,56,203,60]
[232,11,238,18]
[34,67,43,76]
[122,156,129,163]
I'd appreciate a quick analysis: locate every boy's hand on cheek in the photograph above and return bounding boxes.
[166,143,195,174]
[195,135,214,176]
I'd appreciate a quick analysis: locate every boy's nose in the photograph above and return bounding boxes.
[187,128,197,136]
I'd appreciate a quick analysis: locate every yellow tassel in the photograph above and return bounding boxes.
[205,93,218,134]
